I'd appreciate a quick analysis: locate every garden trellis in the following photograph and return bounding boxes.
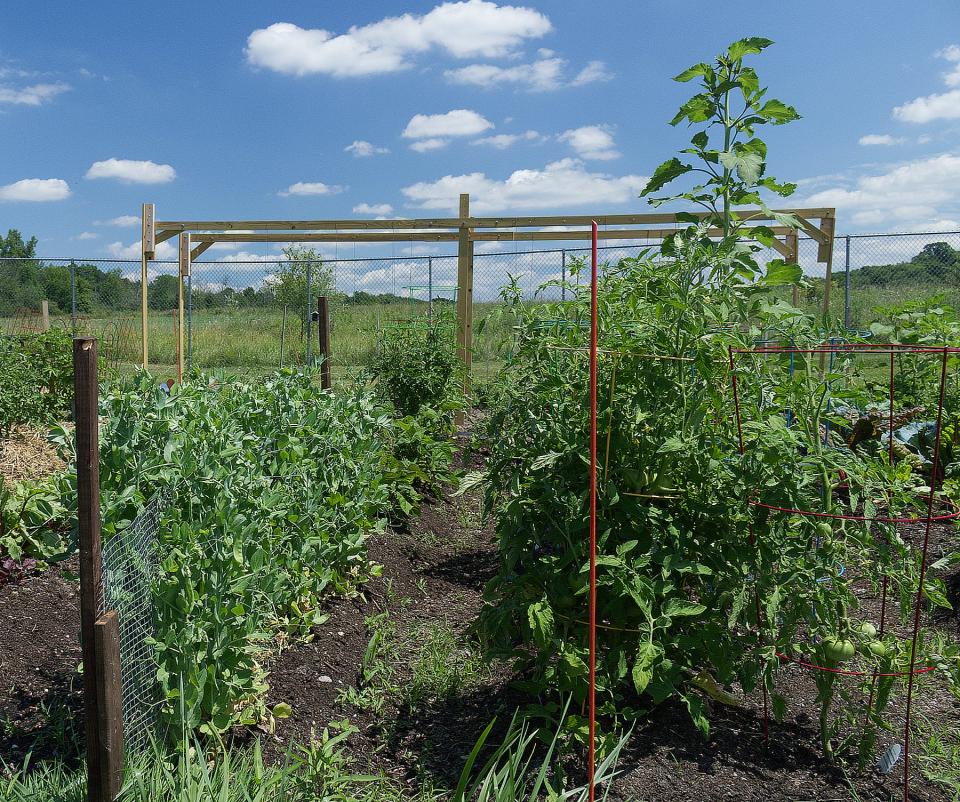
[138,199,837,401]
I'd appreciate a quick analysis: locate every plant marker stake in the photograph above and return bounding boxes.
[588,220,598,802]
[902,346,949,802]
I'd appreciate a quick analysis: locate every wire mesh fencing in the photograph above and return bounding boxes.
[4,229,959,379]
[99,486,172,755]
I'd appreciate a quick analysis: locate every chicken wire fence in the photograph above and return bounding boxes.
[98,486,171,755]
[3,229,959,378]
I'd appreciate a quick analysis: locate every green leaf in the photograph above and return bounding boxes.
[674,62,714,83]
[728,37,774,61]
[272,702,292,719]
[640,158,693,196]
[527,601,555,649]
[632,641,660,695]
[719,149,763,185]
[760,259,802,287]
[670,95,716,126]
[759,98,801,124]
[663,599,707,617]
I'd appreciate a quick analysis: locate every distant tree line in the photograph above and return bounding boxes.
[0,232,448,317]
[834,241,960,288]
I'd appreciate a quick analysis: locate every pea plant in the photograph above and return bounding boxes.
[0,329,73,437]
[56,369,453,736]
[476,37,958,768]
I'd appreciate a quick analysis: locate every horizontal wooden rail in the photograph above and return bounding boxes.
[471,225,799,242]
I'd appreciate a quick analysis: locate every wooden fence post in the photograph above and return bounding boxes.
[141,204,155,370]
[94,611,123,801]
[455,193,474,421]
[177,234,191,383]
[41,300,50,331]
[75,337,107,802]
[317,295,331,390]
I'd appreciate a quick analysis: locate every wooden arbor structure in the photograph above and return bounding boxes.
[139,198,836,389]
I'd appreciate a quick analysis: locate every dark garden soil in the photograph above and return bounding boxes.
[0,556,84,770]
[1,426,958,800]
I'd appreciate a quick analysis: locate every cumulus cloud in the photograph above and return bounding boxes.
[893,45,960,123]
[558,125,619,160]
[403,109,493,139]
[344,140,390,157]
[0,178,71,202]
[85,158,176,184]
[858,133,905,146]
[401,158,647,213]
[278,181,345,197]
[95,215,140,227]
[245,1,551,78]
[471,130,541,149]
[353,202,395,215]
[410,138,450,152]
[107,239,175,259]
[802,152,960,230]
[446,55,611,91]
[0,81,70,105]
[75,232,98,240]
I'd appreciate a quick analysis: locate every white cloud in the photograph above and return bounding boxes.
[410,137,450,152]
[445,57,564,91]
[0,178,71,202]
[344,140,389,157]
[858,133,905,146]
[893,45,960,123]
[802,152,960,230]
[353,202,394,215]
[244,1,551,78]
[401,158,647,213]
[107,239,175,259]
[0,81,70,105]
[95,215,140,227]
[75,231,98,240]
[893,90,960,123]
[85,158,176,184]
[278,181,345,197]
[558,125,619,160]
[572,60,613,87]
[918,134,933,144]
[471,130,541,149]
[445,56,611,91]
[217,251,285,263]
[403,109,493,139]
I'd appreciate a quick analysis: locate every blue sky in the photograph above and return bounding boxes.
[1,0,959,267]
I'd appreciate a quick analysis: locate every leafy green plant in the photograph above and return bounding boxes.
[371,312,460,417]
[0,329,73,437]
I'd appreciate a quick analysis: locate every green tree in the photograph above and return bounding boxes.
[270,245,337,309]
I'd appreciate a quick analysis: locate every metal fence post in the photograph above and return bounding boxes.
[561,250,567,301]
[428,257,433,321]
[844,235,851,330]
[305,261,313,367]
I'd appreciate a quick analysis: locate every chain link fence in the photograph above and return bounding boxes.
[3,230,958,378]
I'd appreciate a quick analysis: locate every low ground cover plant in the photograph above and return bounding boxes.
[0,329,72,437]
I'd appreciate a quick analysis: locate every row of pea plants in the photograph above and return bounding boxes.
[476,37,960,770]
[52,369,451,736]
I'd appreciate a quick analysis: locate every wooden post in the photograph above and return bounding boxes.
[317,295,331,390]
[818,216,836,322]
[41,300,50,331]
[786,231,799,307]
[75,337,106,802]
[94,611,123,801]
[455,193,474,418]
[141,204,155,369]
[177,234,190,383]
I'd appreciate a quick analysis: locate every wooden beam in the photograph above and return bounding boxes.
[154,229,179,245]
[768,237,791,259]
[141,204,153,369]
[190,232,460,243]
[317,296,331,391]
[470,225,800,243]
[189,241,214,261]
[142,203,155,258]
[154,207,834,234]
[786,231,800,307]
[41,300,50,331]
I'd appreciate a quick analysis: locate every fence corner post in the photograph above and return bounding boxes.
[317,295,331,390]
[456,193,474,424]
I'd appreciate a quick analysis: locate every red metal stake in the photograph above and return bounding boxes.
[588,221,598,802]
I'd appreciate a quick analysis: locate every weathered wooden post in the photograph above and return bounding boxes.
[317,295,332,390]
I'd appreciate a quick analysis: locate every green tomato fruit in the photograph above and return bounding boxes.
[816,522,833,539]
[858,622,878,639]
[866,640,887,658]
[823,638,856,663]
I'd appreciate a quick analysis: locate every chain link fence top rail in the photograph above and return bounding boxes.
[3,230,958,377]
